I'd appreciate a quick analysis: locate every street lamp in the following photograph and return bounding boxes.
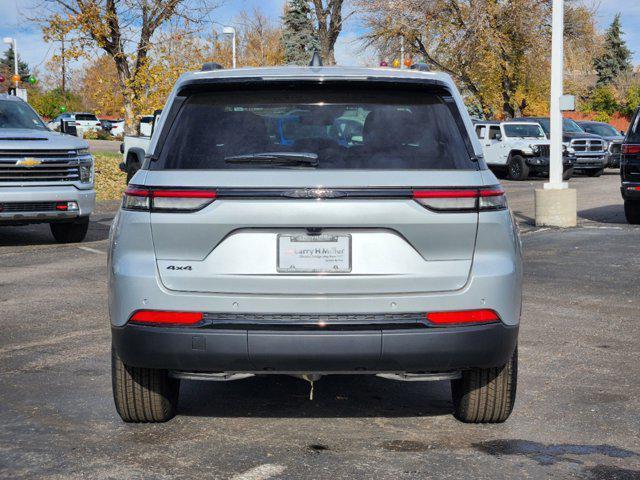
[222,26,236,68]
[534,0,577,227]
[3,37,18,88]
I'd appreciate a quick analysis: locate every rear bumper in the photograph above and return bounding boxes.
[0,185,94,223]
[112,322,518,373]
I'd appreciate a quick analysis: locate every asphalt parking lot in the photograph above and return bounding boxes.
[1,172,639,480]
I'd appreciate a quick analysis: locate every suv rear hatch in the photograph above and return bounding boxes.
[140,81,487,296]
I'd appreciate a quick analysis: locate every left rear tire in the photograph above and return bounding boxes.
[111,348,180,423]
[451,346,517,423]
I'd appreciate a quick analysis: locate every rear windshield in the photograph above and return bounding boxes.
[628,110,640,143]
[75,114,98,121]
[153,87,475,170]
[504,123,545,138]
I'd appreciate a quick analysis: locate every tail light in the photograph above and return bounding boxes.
[622,144,640,155]
[130,310,204,326]
[426,309,500,326]
[123,186,217,212]
[413,187,506,212]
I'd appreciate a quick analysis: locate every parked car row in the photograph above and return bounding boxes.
[474,117,623,180]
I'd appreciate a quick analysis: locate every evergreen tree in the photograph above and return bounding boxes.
[594,14,632,86]
[1,46,31,81]
[282,0,319,65]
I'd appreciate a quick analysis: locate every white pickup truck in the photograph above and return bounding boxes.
[474,121,574,181]
[119,110,161,182]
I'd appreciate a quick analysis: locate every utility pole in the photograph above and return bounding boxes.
[534,0,577,227]
[61,34,66,93]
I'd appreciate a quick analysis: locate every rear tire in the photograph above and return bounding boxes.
[50,218,89,243]
[507,155,529,181]
[451,346,517,423]
[586,168,604,177]
[624,200,640,225]
[111,348,179,423]
[562,168,574,181]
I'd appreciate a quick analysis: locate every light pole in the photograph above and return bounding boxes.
[534,0,577,227]
[222,26,236,68]
[2,37,18,88]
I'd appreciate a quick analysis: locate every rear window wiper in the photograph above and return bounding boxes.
[224,152,319,167]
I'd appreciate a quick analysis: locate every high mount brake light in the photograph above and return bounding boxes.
[426,309,500,326]
[622,144,640,155]
[413,187,506,212]
[123,186,217,212]
[130,310,204,325]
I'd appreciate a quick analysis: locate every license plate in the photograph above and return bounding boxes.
[277,234,351,273]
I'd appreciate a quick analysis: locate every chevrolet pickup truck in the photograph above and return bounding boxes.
[0,94,95,242]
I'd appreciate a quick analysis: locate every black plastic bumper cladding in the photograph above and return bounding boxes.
[111,322,518,373]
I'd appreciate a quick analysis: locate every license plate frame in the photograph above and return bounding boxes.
[277,234,352,273]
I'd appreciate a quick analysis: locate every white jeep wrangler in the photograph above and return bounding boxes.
[475,121,574,181]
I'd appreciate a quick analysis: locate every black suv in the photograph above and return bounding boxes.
[621,107,640,224]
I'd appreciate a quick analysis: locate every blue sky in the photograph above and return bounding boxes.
[0,0,638,74]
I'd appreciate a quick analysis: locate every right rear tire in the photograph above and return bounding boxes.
[111,348,180,423]
[451,346,517,423]
[624,200,640,225]
[507,155,529,181]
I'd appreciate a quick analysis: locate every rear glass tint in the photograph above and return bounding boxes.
[153,87,475,170]
[75,114,98,121]
[628,110,640,143]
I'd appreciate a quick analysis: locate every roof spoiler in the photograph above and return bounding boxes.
[201,62,224,71]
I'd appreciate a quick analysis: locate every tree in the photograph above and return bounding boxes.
[0,46,31,81]
[593,14,632,87]
[37,0,216,134]
[310,0,345,65]
[356,0,599,119]
[587,85,619,116]
[78,55,125,117]
[29,88,83,119]
[282,0,319,65]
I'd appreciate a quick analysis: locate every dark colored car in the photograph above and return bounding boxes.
[577,120,625,168]
[621,108,640,224]
[520,117,608,176]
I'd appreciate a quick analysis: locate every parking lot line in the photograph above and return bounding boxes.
[231,464,287,480]
[78,246,107,255]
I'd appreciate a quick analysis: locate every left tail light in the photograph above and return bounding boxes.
[123,186,217,212]
[413,187,506,212]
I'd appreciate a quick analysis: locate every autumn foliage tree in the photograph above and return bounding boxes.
[357,0,599,119]
[38,0,216,134]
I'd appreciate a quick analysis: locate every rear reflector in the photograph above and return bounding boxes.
[413,187,506,212]
[123,186,216,212]
[622,144,640,155]
[130,310,204,325]
[426,309,500,325]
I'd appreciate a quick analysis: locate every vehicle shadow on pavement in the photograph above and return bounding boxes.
[578,205,627,225]
[0,217,112,247]
[178,375,452,418]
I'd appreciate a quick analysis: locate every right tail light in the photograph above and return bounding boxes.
[413,187,506,212]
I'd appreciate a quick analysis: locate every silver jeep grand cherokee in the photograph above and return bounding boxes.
[109,66,522,424]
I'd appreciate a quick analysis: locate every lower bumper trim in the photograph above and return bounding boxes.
[112,321,519,373]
